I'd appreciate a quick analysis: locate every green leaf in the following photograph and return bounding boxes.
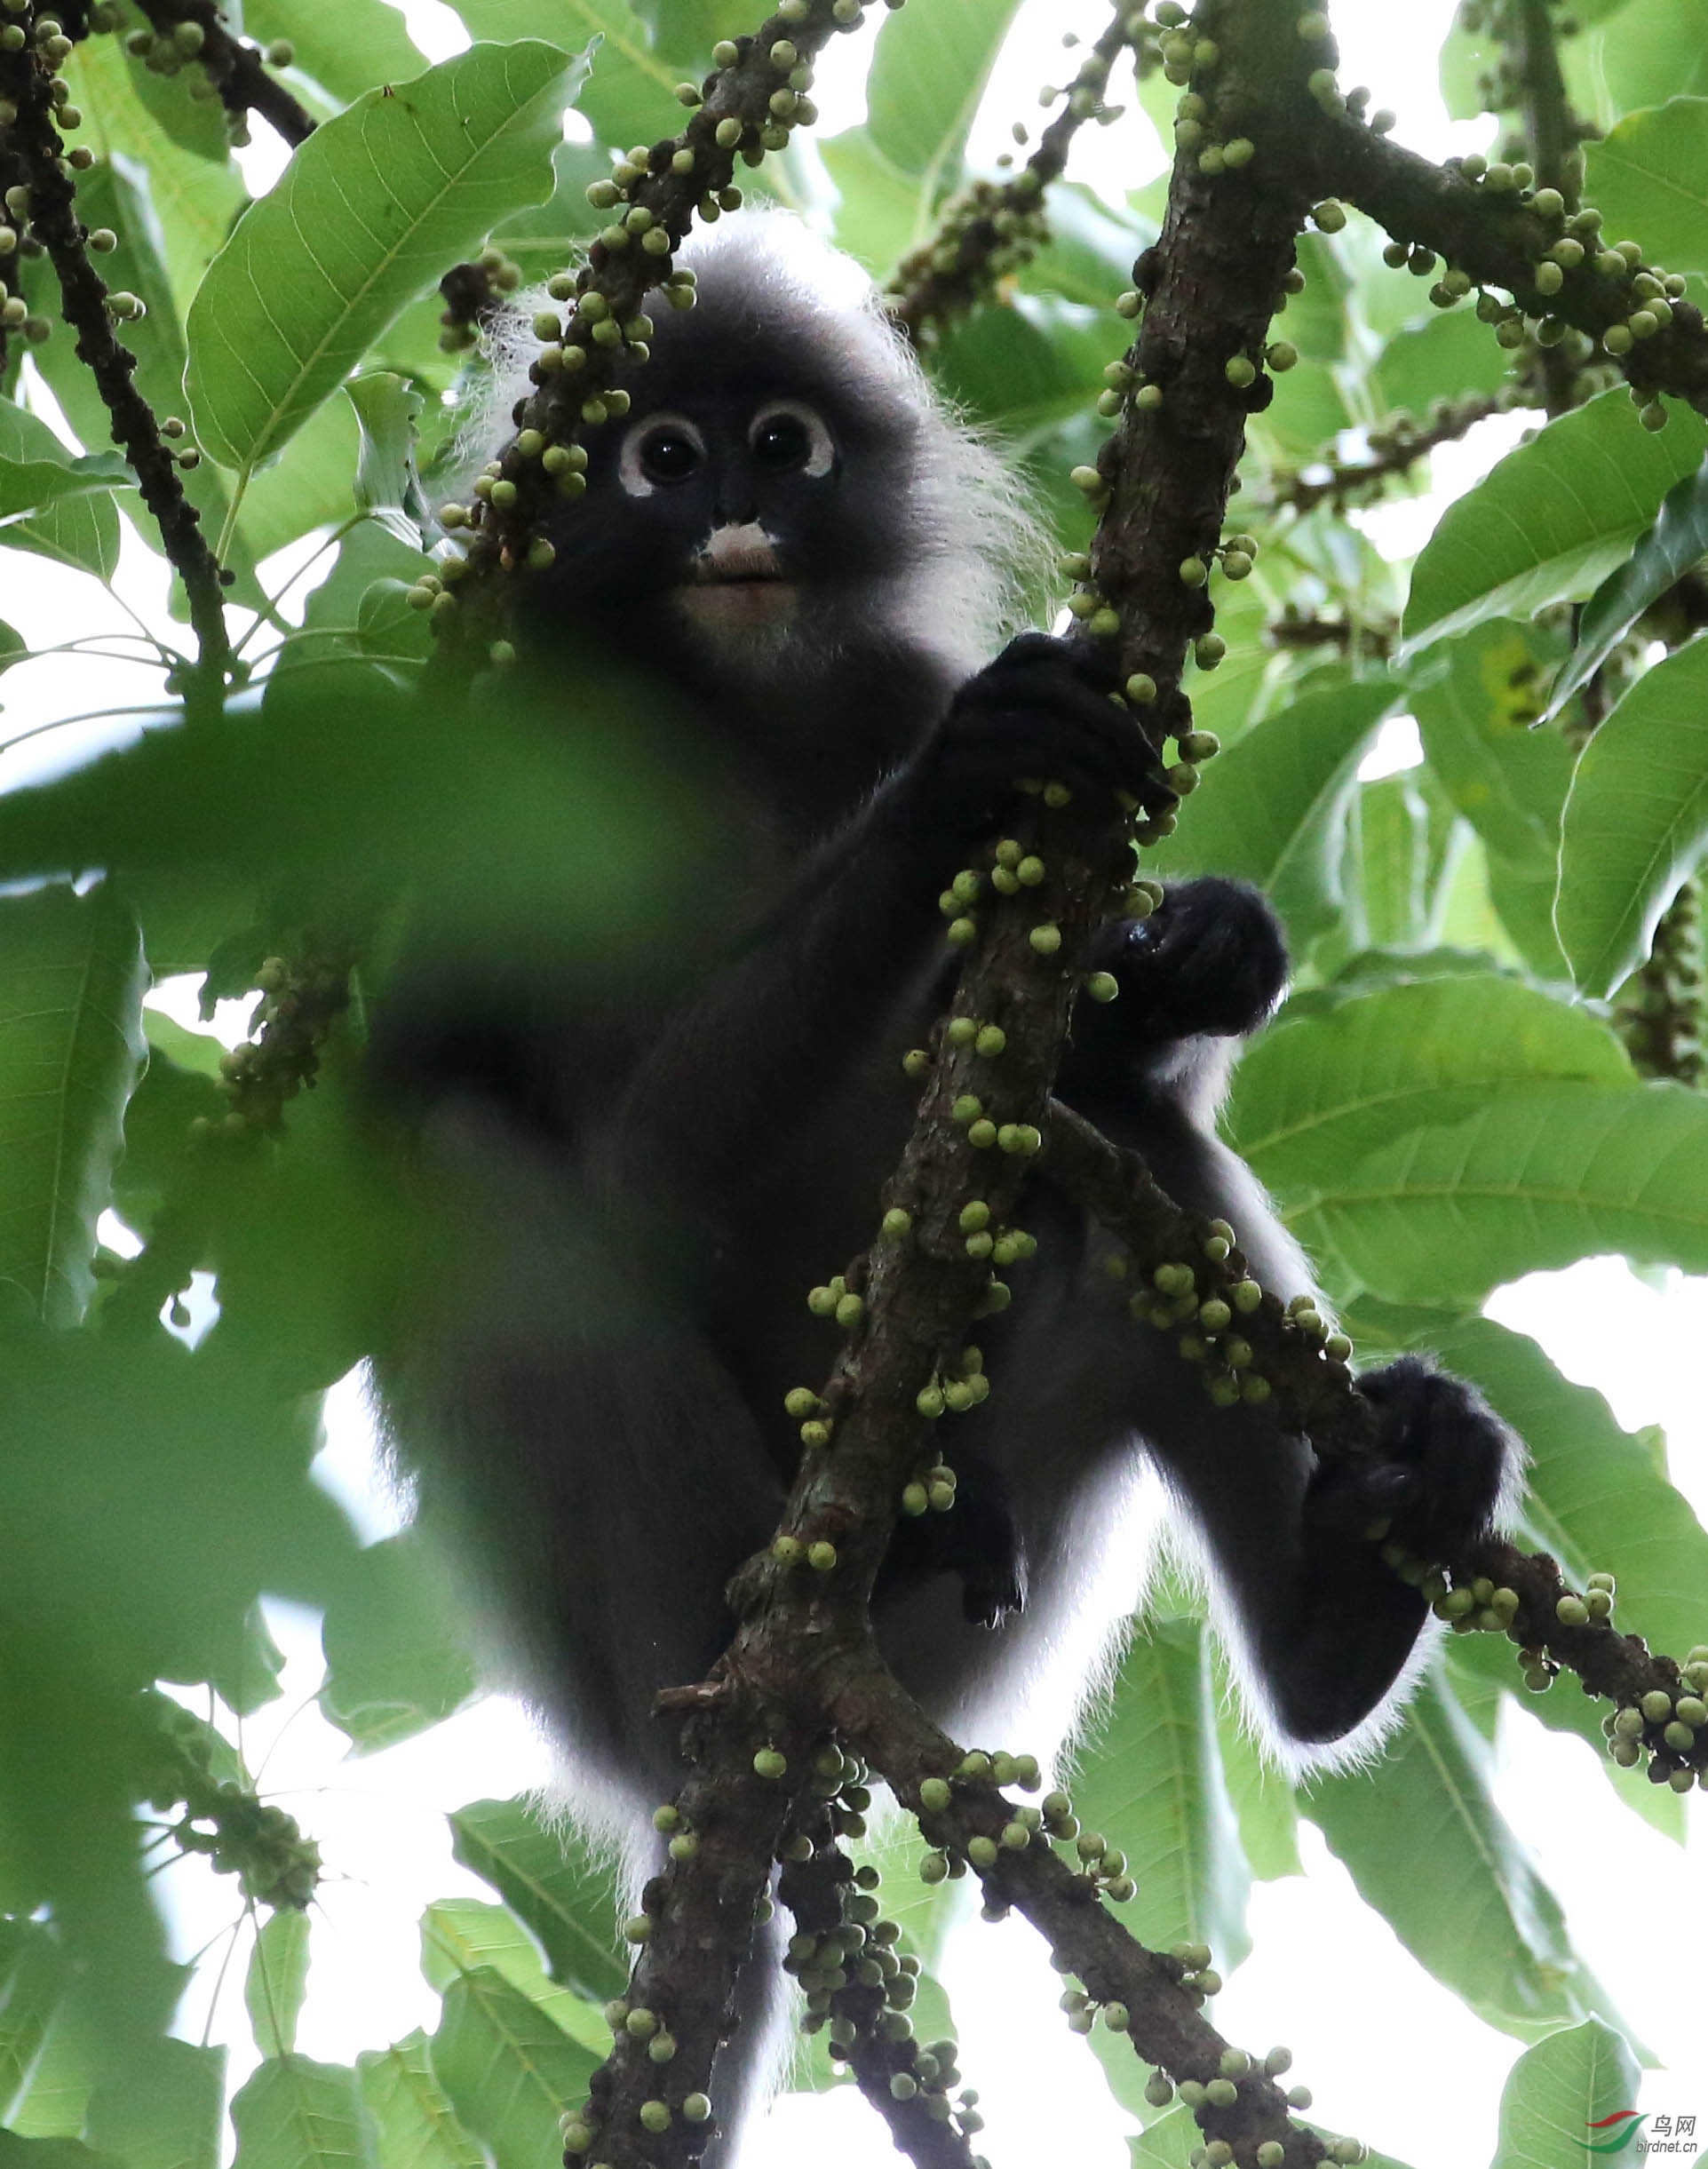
[929,293,1123,447]
[64,33,248,312]
[448,0,670,152]
[357,2032,484,2169]
[1144,679,1397,947]
[1589,0,1708,114]
[241,0,429,109]
[1556,634,1708,997]
[418,1902,606,2053]
[0,401,123,583]
[186,41,587,472]
[1229,977,1633,1196]
[320,1533,479,1753]
[4,2008,91,2140]
[1069,1619,1251,1973]
[447,1800,624,2003]
[0,1924,70,2121]
[104,0,233,163]
[428,1971,598,2169]
[1288,1080,1708,1307]
[0,452,132,518]
[866,0,1025,181]
[0,885,147,1330]
[1347,771,1433,949]
[238,395,363,563]
[821,125,928,276]
[1549,458,1708,720]
[1302,1679,1613,2041]
[1372,305,1518,419]
[346,376,429,550]
[269,525,433,685]
[1490,2019,1641,2169]
[1434,1317,1708,1670]
[1411,619,1577,876]
[84,2019,223,2163]
[246,1911,312,2062]
[230,2057,377,2169]
[1402,389,1708,655]
[1586,99,1708,288]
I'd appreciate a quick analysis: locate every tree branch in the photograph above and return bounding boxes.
[885,3,1148,345]
[128,0,314,147]
[0,6,231,688]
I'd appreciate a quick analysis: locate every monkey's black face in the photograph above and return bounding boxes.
[528,320,923,671]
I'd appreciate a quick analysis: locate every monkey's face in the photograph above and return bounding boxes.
[530,328,925,676]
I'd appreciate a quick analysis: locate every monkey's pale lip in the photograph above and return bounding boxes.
[678,572,797,630]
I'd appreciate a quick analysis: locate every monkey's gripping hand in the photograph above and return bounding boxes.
[1275,1357,1520,1744]
[1058,878,1289,1104]
[909,633,1156,853]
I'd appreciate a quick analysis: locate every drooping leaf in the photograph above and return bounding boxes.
[346,375,429,549]
[1490,2020,1642,2169]
[447,1800,624,2003]
[0,1922,71,2121]
[357,2031,484,2169]
[1230,976,1632,1196]
[1555,634,1708,997]
[1069,1618,1251,1973]
[429,1970,598,2169]
[229,2056,377,2169]
[0,401,123,584]
[1302,1678,1617,2041]
[418,1901,606,2054]
[1402,390,1708,655]
[187,42,587,472]
[246,1911,312,2061]
[1548,457,1708,719]
[0,885,147,1330]
[319,1533,479,1754]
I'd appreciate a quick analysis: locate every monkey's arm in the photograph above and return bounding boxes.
[609,636,1154,1200]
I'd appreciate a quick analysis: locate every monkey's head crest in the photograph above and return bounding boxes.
[465,211,1045,686]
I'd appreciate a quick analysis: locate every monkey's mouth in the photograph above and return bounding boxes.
[679,537,797,632]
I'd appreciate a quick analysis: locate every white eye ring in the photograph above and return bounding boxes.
[749,401,836,478]
[619,412,707,497]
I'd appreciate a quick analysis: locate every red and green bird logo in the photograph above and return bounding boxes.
[1585,2112,1648,2155]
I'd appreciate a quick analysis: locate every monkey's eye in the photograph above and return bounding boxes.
[619,412,706,495]
[749,401,835,479]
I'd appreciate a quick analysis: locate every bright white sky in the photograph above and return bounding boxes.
[8,0,1707,2163]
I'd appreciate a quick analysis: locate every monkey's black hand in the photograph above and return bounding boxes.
[1058,878,1288,1102]
[879,1446,1028,1628]
[1275,1357,1519,1743]
[908,633,1158,850]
